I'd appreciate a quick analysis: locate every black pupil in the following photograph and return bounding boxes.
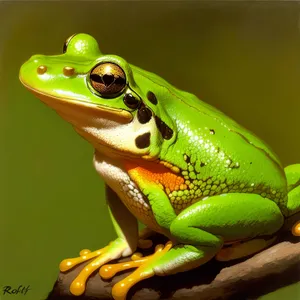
[115,77,125,85]
[90,74,103,82]
[102,74,115,86]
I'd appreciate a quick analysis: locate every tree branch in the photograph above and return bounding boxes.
[46,231,299,300]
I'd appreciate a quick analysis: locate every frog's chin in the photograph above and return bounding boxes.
[21,81,133,125]
[21,81,156,160]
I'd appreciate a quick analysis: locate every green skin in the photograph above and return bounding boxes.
[20,34,300,283]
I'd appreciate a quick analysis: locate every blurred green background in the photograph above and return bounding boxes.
[1,1,300,299]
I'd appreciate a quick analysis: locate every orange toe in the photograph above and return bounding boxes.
[59,246,108,272]
[292,221,300,236]
[110,241,173,300]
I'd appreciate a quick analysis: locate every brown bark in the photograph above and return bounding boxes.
[46,232,299,300]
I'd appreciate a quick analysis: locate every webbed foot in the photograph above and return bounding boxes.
[59,238,130,296]
[100,241,173,300]
[59,228,159,296]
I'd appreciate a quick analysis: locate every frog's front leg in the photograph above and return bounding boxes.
[59,185,139,295]
[105,192,284,300]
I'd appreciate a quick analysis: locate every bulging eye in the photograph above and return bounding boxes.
[63,33,77,53]
[89,63,126,97]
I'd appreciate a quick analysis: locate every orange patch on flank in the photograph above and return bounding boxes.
[124,160,184,192]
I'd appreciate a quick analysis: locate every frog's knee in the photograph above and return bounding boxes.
[169,217,185,239]
[170,216,223,248]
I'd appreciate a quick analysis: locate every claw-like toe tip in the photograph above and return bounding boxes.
[80,249,91,256]
[99,264,114,279]
[70,280,85,296]
[112,282,128,300]
[131,252,143,260]
[292,221,300,236]
[59,259,73,272]
[154,244,164,252]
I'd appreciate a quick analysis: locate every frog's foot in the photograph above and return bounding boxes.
[59,238,130,296]
[216,236,277,261]
[137,227,156,249]
[100,241,173,300]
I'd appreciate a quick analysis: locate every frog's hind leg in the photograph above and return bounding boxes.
[151,193,284,275]
[284,164,300,236]
[216,235,277,261]
[103,193,284,300]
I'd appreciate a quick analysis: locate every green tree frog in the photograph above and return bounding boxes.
[19,33,300,300]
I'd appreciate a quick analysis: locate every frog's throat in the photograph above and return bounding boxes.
[20,80,133,124]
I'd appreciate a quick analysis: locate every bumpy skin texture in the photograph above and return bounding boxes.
[19,33,300,300]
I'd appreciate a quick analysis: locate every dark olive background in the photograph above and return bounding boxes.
[1,1,300,299]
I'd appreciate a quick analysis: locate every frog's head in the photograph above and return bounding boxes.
[19,33,176,160]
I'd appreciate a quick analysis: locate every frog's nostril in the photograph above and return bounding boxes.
[37,65,47,75]
[63,66,75,77]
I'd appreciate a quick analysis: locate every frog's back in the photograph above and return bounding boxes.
[177,88,279,162]
[132,65,286,195]
[134,65,281,166]
[134,68,288,211]
[131,65,281,163]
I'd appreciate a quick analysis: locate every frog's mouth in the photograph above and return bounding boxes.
[20,78,158,160]
[20,80,133,125]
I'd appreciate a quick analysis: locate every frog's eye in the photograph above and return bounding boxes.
[63,33,77,53]
[89,63,126,97]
